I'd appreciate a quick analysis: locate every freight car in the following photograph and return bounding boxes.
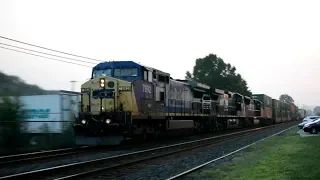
[73,61,298,145]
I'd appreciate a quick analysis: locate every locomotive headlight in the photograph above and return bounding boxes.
[100,78,105,88]
[106,119,111,124]
[81,119,86,124]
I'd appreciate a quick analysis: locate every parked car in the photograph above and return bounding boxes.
[303,119,320,134]
[298,116,320,129]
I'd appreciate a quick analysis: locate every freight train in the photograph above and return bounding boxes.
[73,61,302,145]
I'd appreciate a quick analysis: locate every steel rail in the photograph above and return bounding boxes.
[54,130,263,180]
[0,146,93,166]
[0,122,290,180]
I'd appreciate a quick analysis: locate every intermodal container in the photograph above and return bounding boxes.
[252,94,272,108]
[272,99,281,123]
[0,90,81,133]
[252,94,273,119]
[286,103,291,121]
[280,101,287,122]
[290,103,297,120]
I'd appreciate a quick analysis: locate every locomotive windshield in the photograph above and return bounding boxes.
[114,68,138,77]
[92,69,112,78]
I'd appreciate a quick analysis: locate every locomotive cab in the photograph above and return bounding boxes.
[74,61,145,139]
[73,61,171,145]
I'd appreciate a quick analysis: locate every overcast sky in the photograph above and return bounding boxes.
[0,0,319,108]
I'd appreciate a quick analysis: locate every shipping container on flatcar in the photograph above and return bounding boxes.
[252,94,273,125]
[272,99,281,123]
[290,103,297,121]
[280,101,288,122]
[286,103,291,121]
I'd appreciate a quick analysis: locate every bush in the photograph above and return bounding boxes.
[37,122,75,150]
[0,97,28,153]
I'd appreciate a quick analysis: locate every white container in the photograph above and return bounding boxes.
[0,90,81,133]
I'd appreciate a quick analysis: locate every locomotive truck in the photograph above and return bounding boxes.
[73,61,300,145]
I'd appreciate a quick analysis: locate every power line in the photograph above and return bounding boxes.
[0,42,97,65]
[0,35,102,62]
[0,46,92,68]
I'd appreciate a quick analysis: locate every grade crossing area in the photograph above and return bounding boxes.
[296,129,320,137]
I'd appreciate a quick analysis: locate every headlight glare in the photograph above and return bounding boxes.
[100,78,105,88]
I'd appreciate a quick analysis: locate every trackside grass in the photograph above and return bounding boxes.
[195,127,320,180]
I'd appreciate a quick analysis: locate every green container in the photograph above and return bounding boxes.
[272,99,281,119]
[282,102,289,116]
[252,94,273,108]
[280,101,286,118]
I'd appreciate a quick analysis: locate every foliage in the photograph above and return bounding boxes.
[186,54,252,96]
[313,106,320,115]
[0,97,28,152]
[37,122,75,150]
[279,94,294,104]
[0,71,51,96]
[316,112,320,116]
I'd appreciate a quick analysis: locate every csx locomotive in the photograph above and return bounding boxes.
[73,61,301,145]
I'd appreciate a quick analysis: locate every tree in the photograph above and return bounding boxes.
[186,54,252,96]
[279,94,294,104]
[185,71,193,80]
[313,106,320,115]
[0,71,50,96]
[0,97,28,153]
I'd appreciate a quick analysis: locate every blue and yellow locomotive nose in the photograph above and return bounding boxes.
[81,77,117,114]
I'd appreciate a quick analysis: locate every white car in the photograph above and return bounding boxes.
[298,116,320,129]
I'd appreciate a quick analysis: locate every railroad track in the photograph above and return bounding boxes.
[0,146,95,167]
[0,122,297,180]
[166,125,297,180]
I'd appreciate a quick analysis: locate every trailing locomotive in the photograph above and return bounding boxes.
[73,61,300,145]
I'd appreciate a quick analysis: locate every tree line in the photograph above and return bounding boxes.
[185,54,252,96]
[186,53,295,104]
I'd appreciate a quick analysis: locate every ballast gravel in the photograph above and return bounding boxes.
[0,127,254,176]
[0,122,297,179]
[90,122,297,180]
